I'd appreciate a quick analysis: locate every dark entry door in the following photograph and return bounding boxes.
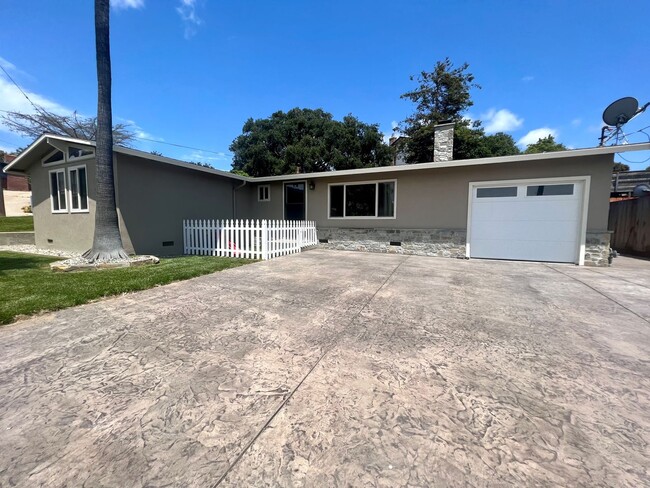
[284,182,306,220]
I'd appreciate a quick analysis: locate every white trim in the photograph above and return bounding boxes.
[48,168,68,213]
[283,180,307,220]
[41,148,65,166]
[67,164,89,213]
[252,143,650,182]
[258,184,271,202]
[578,177,591,266]
[67,144,95,162]
[4,134,248,181]
[466,176,591,265]
[327,179,397,220]
[5,133,650,181]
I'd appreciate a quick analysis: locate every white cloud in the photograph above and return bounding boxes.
[0,76,71,135]
[517,127,558,147]
[522,75,534,82]
[111,0,145,9]
[0,55,35,81]
[482,108,523,133]
[177,0,203,39]
[0,56,16,71]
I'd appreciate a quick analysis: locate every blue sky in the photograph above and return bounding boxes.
[1,0,649,170]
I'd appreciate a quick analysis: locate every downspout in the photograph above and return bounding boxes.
[233,180,247,219]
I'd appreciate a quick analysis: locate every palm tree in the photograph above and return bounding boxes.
[83,0,129,262]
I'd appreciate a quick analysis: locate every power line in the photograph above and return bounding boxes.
[0,108,228,157]
[0,65,41,113]
[0,74,227,157]
[135,137,226,156]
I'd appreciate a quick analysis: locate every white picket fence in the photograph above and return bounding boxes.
[183,219,318,260]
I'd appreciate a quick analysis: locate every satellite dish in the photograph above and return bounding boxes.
[603,97,639,127]
[632,184,650,198]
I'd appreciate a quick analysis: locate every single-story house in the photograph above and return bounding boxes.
[4,131,650,266]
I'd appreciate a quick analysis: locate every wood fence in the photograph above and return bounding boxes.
[609,197,650,257]
[183,219,318,259]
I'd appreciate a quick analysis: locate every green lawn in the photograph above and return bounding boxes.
[0,252,254,325]
[0,216,34,232]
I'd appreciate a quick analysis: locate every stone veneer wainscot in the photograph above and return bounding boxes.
[318,228,612,267]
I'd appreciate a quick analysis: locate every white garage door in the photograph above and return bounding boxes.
[469,179,586,263]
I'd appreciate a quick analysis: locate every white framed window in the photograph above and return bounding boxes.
[42,149,65,165]
[49,169,68,213]
[258,184,270,202]
[68,165,89,212]
[68,145,94,161]
[328,180,397,219]
[41,145,95,166]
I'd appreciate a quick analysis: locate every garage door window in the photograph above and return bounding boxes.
[476,186,517,198]
[527,184,574,196]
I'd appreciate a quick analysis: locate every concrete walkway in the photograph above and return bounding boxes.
[0,250,648,487]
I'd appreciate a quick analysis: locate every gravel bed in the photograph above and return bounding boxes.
[0,245,80,258]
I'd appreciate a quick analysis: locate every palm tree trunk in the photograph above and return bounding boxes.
[0,186,5,217]
[84,0,128,262]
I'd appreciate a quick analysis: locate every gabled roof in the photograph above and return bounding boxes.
[4,133,650,183]
[3,134,249,182]
[253,142,650,182]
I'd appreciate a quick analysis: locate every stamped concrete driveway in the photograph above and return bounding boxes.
[1,250,649,487]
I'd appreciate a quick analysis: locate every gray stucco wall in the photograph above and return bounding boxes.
[247,154,613,231]
[26,146,614,265]
[244,154,613,265]
[30,156,97,252]
[116,154,236,256]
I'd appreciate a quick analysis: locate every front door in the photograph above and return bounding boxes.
[284,182,306,220]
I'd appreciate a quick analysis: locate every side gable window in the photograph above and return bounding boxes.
[49,169,67,213]
[42,145,94,166]
[69,166,89,212]
[258,184,270,202]
[43,150,64,165]
[68,146,94,161]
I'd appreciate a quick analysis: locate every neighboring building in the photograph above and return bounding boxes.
[611,169,650,198]
[1,154,30,191]
[389,136,408,166]
[5,133,650,266]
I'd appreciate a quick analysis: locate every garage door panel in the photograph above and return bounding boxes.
[471,219,580,242]
[469,180,584,264]
[471,239,577,262]
[472,201,580,222]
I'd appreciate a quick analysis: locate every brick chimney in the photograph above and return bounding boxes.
[433,122,454,162]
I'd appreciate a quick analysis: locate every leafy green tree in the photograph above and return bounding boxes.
[399,58,479,163]
[453,121,520,160]
[613,162,629,172]
[524,135,567,154]
[230,108,391,176]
